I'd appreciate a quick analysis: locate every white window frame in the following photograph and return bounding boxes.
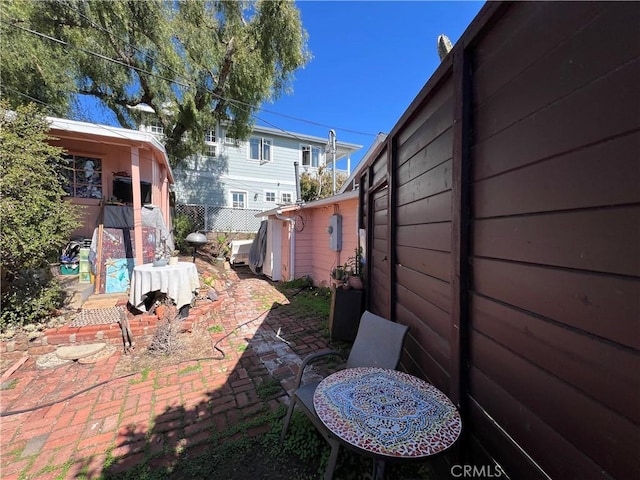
[248,136,273,163]
[264,191,276,203]
[205,128,216,144]
[147,118,164,135]
[230,190,247,209]
[301,144,322,168]
[205,144,217,158]
[280,192,293,204]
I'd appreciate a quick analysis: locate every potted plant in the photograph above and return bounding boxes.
[345,247,364,290]
[168,250,180,265]
[331,265,346,282]
[215,233,230,262]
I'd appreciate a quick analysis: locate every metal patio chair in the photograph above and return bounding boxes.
[280,310,409,480]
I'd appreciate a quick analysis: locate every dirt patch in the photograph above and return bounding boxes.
[112,255,230,377]
[112,317,215,377]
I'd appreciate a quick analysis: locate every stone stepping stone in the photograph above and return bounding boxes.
[36,352,72,370]
[78,344,117,364]
[56,343,107,360]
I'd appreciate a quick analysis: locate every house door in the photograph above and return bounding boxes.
[368,181,390,318]
[264,218,282,281]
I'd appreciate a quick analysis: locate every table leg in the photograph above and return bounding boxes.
[372,459,386,480]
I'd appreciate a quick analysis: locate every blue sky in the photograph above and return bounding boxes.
[256,0,485,169]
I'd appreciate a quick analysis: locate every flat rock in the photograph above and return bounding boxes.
[78,344,117,364]
[36,352,72,370]
[21,433,49,458]
[56,343,107,360]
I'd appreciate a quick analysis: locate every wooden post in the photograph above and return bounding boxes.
[94,223,103,294]
[130,147,144,266]
[450,47,472,412]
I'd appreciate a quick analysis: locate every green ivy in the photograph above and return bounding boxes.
[256,377,284,400]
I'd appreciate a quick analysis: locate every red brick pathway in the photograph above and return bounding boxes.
[0,266,331,479]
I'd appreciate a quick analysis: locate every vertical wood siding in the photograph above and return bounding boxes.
[356,2,640,479]
[366,146,391,320]
[369,182,389,318]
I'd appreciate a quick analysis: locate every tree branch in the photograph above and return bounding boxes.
[212,37,235,116]
[95,8,131,63]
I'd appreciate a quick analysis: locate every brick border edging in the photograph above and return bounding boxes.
[0,298,223,357]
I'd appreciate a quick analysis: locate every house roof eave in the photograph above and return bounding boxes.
[255,203,302,218]
[47,116,174,184]
[250,124,363,157]
[301,190,359,209]
[338,132,388,194]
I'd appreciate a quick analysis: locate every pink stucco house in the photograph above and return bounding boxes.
[258,191,360,286]
[47,117,174,268]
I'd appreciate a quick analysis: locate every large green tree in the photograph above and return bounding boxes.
[1,0,309,167]
[0,102,82,329]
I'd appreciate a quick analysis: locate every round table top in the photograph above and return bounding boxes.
[313,367,462,459]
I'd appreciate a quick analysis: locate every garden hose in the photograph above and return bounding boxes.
[1,287,307,417]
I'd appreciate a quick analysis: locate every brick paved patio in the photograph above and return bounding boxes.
[0,264,333,479]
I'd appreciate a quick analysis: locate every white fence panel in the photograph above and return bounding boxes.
[176,204,263,233]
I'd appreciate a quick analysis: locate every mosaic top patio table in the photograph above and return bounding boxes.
[129,262,199,312]
[313,367,462,479]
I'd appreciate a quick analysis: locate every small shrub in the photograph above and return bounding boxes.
[173,213,195,253]
[1,268,66,330]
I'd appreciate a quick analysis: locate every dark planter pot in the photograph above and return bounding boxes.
[329,287,364,342]
[347,276,363,290]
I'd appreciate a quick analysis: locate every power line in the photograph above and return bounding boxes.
[60,2,189,89]
[2,19,191,88]
[2,17,376,141]
[2,85,49,107]
[254,108,376,137]
[2,86,136,143]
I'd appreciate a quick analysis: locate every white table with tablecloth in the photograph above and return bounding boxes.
[129,262,199,311]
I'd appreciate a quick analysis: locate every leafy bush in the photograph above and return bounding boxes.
[0,103,82,330]
[172,212,196,253]
[1,270,66,329]
[299,166,348,202]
